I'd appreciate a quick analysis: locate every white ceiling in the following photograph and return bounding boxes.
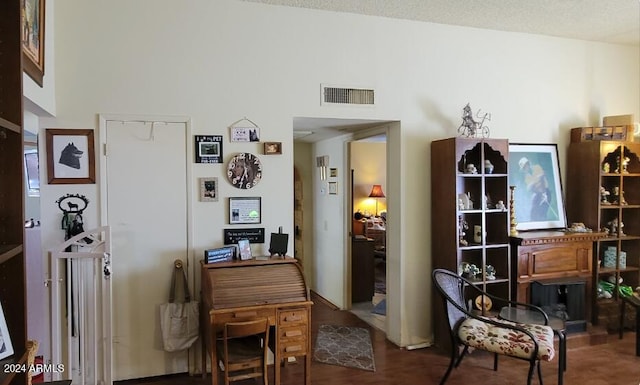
[243,0,640,46]
[244,0,640,142]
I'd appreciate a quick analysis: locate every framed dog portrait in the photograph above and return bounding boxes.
[46,129,96,184]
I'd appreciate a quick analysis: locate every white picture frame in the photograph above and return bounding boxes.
[230,127,260,142]
[0,301,14,360]
[229,197,262,224]
[238,239,252,260]
[199,177,218,202]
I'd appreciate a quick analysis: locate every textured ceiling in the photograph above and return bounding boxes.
[243,0,640,46]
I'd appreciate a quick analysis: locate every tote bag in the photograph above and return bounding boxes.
[160,261,199,352]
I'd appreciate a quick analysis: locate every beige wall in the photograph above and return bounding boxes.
[23,0,640,379]
[351,142,387,216]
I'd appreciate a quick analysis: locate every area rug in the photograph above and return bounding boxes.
[313,325,376,371]
[371,298,386,315]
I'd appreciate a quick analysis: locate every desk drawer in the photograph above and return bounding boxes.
[278,308,308,326]
[214,308,275,328]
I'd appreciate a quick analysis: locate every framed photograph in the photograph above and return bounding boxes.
[330,168,338,177]
[508,143,567,231]
[46,129,96,184]
[22,0,45,86]
[328,181,338,195]
[194,135,223,163]
[263,142,282,155]
[230,127,260,142]
[0,301,14,360]
[238,239,252,260]
[229,197,261,224]
[199,177,218,202]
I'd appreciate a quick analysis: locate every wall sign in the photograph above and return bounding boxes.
[223,228,265,245]
[195,135,223,163]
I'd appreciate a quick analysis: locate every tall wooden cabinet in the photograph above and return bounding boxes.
[431,137,510,349]
[0,1,28,384]
[566,136,640,326]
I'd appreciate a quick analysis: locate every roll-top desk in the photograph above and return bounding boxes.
[200,258,313,385]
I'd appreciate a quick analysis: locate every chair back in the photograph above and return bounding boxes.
[224,318,269,339]
[432,269,468,331]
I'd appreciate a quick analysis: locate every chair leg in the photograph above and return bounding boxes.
[537,360,544,385]
[526,361,535,385]
[439,346,458,385]
[493,353,498,371]
[454,345,468,368]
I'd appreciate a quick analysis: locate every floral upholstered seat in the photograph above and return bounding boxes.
[458,317,555,361]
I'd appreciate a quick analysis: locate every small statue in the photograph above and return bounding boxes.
[465,163,478,174]
[612,186,627,205]
[607,217,625,235]
[496,200,506,210]
[458,217,469,246]
[600,186,611,205]
[484,160,494,174]
[615,156,631,174]
[603,162,610,173]
[485,265,496,280]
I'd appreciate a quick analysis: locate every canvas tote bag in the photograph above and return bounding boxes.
[160,260,199,352]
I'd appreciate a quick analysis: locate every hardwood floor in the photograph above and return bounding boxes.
[118,291,640,385]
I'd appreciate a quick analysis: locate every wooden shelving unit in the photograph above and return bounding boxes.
[0,1,27,384]
[431,137,510,350]
[566,135,640,327]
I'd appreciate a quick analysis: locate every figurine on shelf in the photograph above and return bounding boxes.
[607,217,625,236]
[600,186,611,205]
[484,160,494,174]
[465,163,478,174]
[615,156,631,174]
[485,265,496,280]
[612,186,627,205]
[458,216,469,246]
[496,200,506,211]
[602,162,610,173]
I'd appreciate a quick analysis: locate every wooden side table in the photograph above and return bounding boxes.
[619,294,640,356]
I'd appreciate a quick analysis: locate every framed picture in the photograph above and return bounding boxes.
[194,135,223,163]
[22,0,45,86]
[0,301,14,360]
[328,181,338,195]
[230,127,260,142]
[199,177,218,202]
[229,197,261,224]
[508,143,567,231]
[237,239,252,260]
[46,129,96,184]
[263,142,282,155]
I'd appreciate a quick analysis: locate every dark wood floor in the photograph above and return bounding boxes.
[119,291,640,385]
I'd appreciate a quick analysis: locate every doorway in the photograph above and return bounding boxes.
[293,118,392,334]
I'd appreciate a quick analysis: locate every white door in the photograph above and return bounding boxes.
[103,118,190,380]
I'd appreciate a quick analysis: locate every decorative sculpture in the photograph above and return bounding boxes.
[457,103,491,138]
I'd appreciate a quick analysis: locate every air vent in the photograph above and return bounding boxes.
[321,85,375,106]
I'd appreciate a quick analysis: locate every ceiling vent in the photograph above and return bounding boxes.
[321,84,375,106]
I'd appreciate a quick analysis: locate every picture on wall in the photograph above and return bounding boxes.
[0,301,14,360]
[21,0,45,86]
[199,177,218,202]
[195,135,223,163]
[229,197,261,224]
[230,127,260,142]
[46,129,96,184]
[508,143,567,231]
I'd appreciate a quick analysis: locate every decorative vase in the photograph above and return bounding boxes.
[619,250,627,269]
[603,246,617,268]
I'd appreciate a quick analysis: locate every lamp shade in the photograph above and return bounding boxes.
[369,184,385,198]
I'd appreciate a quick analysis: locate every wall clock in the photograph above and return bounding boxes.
[226,152,262,189]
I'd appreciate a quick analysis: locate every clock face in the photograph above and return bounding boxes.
[227,153,262,189]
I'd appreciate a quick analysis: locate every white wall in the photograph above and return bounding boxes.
[33,0,639,379]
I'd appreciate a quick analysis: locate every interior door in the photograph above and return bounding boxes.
[104,120,189,380]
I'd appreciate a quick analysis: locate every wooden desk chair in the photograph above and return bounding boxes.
[432,269,555,385]
[216,318,270,385]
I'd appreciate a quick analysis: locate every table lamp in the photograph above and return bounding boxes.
[369,184,385,216]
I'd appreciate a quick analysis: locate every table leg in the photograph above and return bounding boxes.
[635,307,640,357]
[620,299,626,340]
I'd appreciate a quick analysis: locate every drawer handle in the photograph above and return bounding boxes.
[285,345,302,352]
[234,311,257,318]
[285,315,302,322]
[285,330,302,337]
